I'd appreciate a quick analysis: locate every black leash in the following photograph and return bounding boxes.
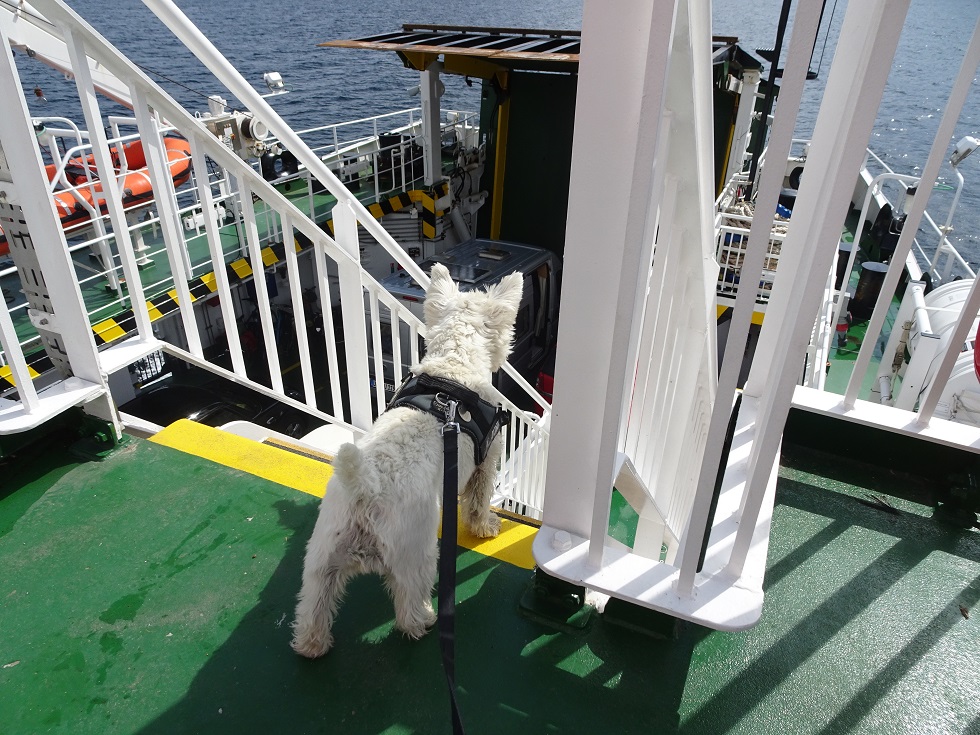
[439,398,465,735]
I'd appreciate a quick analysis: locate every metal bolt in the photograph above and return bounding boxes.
[552,530,573,552]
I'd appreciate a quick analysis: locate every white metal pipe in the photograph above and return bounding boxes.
[282,217,317,407]
[332,200,372,429]
[237,175,284,394]
[368,292,385,413]
[730,0,913,579]
[187,132,246,376]
[724,68,761,185]
[312,239,343,417]
[678,0,823,596]
[844,11,980,411]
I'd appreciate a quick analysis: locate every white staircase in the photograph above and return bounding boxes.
[0,0,549,515]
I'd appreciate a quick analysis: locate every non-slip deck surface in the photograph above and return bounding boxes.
[1,428,978,734]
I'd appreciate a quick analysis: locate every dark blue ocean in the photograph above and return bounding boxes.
[16,0,980,265]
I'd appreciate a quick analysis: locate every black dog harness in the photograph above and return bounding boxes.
[386,373,508,466]
[385,372,508,735]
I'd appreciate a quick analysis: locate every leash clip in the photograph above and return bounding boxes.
[436,393,461,434]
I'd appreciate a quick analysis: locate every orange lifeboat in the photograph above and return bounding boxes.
[0,136,192,256]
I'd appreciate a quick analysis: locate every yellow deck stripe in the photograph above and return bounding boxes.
[150,419,333,497]
[150,419,536,568]
[450,516,536,569]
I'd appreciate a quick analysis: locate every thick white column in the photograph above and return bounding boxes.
[540,0,677,560]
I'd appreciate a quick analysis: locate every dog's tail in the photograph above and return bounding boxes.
[333,443,378,499]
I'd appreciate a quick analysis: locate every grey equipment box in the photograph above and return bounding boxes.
[376,238,561,405]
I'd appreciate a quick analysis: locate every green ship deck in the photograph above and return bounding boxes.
[1,416,978,734]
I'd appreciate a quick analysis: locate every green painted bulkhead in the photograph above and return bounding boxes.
[475,70,577,256]
[471,38,763,255]
[345,27,763,259]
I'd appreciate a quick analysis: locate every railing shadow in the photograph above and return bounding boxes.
[678,463,980,735]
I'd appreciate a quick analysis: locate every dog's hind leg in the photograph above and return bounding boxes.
[380,502,439,639]
[460,439,502,538]
[291,497,356,658]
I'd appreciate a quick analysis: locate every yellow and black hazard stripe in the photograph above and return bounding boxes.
[367,191,414,220]
[0,352,54,391]
[422,182,450,240]
[322,185,451,240]
[87,186,452,349]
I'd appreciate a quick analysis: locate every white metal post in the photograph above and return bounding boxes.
[419,61,444,186]
[187,132,246,375]
[732,0,913,578]
[282,216,317,406]
[539,0,677,559]
[236,175,284,394]
[676,0,823,596]
[724,68,761,185]
[332,200,372,429]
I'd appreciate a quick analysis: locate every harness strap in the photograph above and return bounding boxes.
[440,404,466,735]
[387,373,507,466]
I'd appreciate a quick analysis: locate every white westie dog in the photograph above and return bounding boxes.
[291,263,523,658]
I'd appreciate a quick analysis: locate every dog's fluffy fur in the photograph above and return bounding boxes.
[291,263,523,658]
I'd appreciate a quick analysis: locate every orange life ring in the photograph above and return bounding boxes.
[0,136,192,256]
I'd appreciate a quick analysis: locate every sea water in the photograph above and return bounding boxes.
[13,0,980,266]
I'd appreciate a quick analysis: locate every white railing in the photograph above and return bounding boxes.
[715,203,787,305]
[790,10,980,445]
[261,106,480,218]
[0,0,550,514]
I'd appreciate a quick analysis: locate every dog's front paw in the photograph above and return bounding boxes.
[468,511,501,539]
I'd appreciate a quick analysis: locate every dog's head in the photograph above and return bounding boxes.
[423,263,523,373]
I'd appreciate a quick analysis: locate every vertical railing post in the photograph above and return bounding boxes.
[281,215,317,405]
[730,0,914,579]
[187,131,246,375]
[131,86,203,358]
[675,0,822,596]
[332,200,372,429]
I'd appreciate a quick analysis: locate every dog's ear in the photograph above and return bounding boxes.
[486,272,523,313]
[483,272,524,370]
[424,263,458,326]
